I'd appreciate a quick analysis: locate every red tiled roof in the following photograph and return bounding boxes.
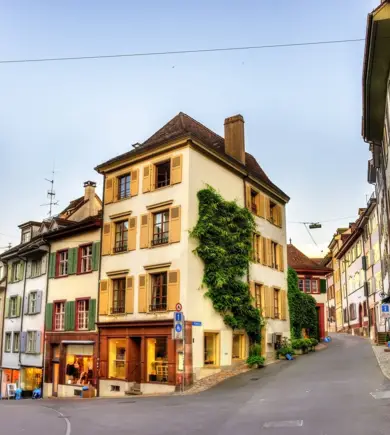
[287,244,332,273]
[95,112,288,201]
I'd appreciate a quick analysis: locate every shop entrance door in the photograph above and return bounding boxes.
[129,337,142,383]
[52,363,59,397]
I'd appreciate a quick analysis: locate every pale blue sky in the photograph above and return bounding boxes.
[0,0,377,255]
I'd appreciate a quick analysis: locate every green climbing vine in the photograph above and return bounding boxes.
[190,186,263,342]
[287,267,318,339]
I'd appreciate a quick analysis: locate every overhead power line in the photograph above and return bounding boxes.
[289,215,357,224]
[0,38,365,65]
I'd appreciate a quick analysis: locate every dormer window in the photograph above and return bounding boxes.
[22,229,31,244]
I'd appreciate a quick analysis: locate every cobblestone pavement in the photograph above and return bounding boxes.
[372,345,390,379]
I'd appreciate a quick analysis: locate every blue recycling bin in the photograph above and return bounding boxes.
[15,388,22,400]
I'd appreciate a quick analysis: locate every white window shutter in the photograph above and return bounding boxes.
[24,295,29,315]
[41,255,47,274]
[36,291,43,314]
[35,331,42,354]
[26,262,32,279]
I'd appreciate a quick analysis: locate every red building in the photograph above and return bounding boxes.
[287,244,332,340]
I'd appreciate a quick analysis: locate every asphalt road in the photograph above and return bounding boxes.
[1,334,390,435]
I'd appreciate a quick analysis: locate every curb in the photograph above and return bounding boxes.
[372,345,390,381]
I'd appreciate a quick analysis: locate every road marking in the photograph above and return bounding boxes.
[263,420,303,428]
[44,407,71,435]
[370,391,390,399]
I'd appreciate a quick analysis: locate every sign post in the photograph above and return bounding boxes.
[173,303,185,394]
[381,304,390,319]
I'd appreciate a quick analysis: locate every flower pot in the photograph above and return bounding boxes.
[294,349,303,355]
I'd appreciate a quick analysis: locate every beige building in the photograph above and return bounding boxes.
[95,112,290,396]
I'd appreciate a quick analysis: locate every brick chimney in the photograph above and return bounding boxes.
[224,115,246,164]
[84,181,97,216]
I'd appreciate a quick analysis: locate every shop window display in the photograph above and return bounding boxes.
[108,339,126,379]
[21,368,42,391]
[147,337,168,383]
[65,354,94,386]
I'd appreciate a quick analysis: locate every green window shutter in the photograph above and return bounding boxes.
[65,301,75,330]
[5,298,9,318]
[320,279,327,293]
[45,303,53,330]
[48,253,56,278]
[7,266,12,283]
[92,242,100,271]
[88,299,97,330]
[18,262,25,281]
[16,295,22,317]
[68,248,78,275]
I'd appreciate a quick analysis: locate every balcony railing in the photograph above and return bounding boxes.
[152,235,169,246]
[114,243,128,253]
[149,302,167,312]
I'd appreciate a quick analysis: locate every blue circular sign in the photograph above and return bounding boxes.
[175,324,182,333]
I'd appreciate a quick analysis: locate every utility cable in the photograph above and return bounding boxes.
[0,38,365,65]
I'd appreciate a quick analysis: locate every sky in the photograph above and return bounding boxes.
[0,0,379,256]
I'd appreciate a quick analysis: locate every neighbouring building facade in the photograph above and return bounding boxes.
[95,112,290,396]
[0,261,6,395]
[324,254,336,333]
[43,182,102,398]
[363,0,390,307]
[287,244,331,340]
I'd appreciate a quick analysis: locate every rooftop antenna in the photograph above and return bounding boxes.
[41,167,59,217]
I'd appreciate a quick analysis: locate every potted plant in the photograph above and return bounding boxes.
[246,344,265,368]
[291,339,304,355]
[310,338,319,351]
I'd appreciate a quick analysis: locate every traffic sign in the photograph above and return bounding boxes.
[381,304,390,318]
[175,324,182,333]
[192,321,202,326]
[175,312,183,322]
[175,303,182,312]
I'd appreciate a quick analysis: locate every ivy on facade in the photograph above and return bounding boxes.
[287,267,318,339]
[190,186,262,342]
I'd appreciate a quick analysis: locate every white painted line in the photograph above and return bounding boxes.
[44,407,71,435]
[370,391,390,399]
[263,420,303,428]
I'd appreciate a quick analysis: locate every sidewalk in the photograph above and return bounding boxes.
[372,345,390,380]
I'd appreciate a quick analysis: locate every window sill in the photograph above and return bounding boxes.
[54,275,68,279]
[114,195,131,203]
[28,273,46,280]
[76,270,93,276]
[26,312,40,316]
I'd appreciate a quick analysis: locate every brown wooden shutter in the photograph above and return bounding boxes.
[142,165,151,193]
[105,177,114,204]
[245,184,251,209]
[167,270,180,311]
[128,217,137,251]
[278,245,285,272]
[259,193,265,218]
[130,169,139,196]
[264,196,270,220]
[277,205,283,227]
[250,281,255,307]
[269,287,275,319]
[138,274,147,313]
[169,206,181,243]
[140,214,149,249]
[102,223,112,256]
[267,239,273,267]
[125,276,134,314]
[171,154,182,185]
[150,164,156,191]
[264,286,270,318]
[280,290,287,320]
[255,193,261,217]
[99,280,109,315]
[261,237,267,266]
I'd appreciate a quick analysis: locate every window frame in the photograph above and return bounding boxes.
[271,241,278,269]
[26,331,37,354]
[349,303,357,321]
[155,160,171,189]
[269,200,277,224]
[21,229,30,244]
[56,250,69,277]
[117,173,131,200]
[298,279,304,291]
[76,298,90,330]
[31,258,42,278]
[78,244,93,274]
[29,291,38,314]
[254,283,262,309]
[112,278,126,314]
[54,300,66,331]
[273,288,280,319]
[150,272,168,312]
[250,190,258,214]
[12,262,21,282]
[10,296,18,317]
[12,332,20,353]
[114,221,128,253]
[152,210,170,246]
[5,332,12,352]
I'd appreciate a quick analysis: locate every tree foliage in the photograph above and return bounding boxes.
[190,186,262,342]
[287,267,318,339]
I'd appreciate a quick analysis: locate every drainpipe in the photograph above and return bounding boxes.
[17,254,28,390]
[343,259,351,331]
[41,242,51,398]
[361,228,371,339]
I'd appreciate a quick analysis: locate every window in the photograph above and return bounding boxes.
[31,259,42,277]
[311,280,319,293]
[155,161,170,188]
[10,296,18,317]
[58,251,69,276]
[349,303,357,320]
[29,291,37,314]
[26,331,37,353]
[363,302,368,317]
[76,299,90,330]
[252,233,261,262]
[342,284,347,299]
[152,210,169,246]
[54,302,65,331]
[114,221,128,253]
[108,338,126,379]
[298,279,304,291]
[250,190,258,214]
[13,332,20,352]
[147,337,168,382]
[12,262,22,282]
[118,174,131,200]
[271,241,278,269]
[112,278,126,314]
[269,201,277,224]
[304,279,311,293]
[21,229,30,244]
[343,308,348,323]
[274,288,280,319]
[232,334,244,360]
[80,245,92,273]
[255,283,262,309]
[150,272,167,311]
[204,332,218,366]
[5,332,11,352]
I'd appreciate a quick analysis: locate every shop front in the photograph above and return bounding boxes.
[44,332,97,398]
[98,320,193,396]
[1,368,20,398]
[20,367,42,397]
